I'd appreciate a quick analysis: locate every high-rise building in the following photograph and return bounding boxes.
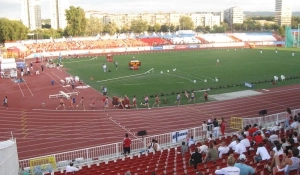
[275,0,292,26]
[50,0,69,29]
[21,0,42,30]
[224,6,243,27]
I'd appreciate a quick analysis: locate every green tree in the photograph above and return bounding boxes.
[169,24,176,32]
[153,23,161,32]
[85,16,103,36]
[0,18,28,43]
[195,26,204,32]
[179,16,194,30]
[160,24,169,32]
[65,6,87,36]
[103,22,117,35]
[130,20,148,33]
[278,26,285,36]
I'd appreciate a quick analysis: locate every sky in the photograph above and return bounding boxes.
[0,0,299,19]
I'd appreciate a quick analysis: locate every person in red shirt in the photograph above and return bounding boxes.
[220,117,226,137]
[248,124,258,136]
[254,132,264,145]
[123,133,131,156]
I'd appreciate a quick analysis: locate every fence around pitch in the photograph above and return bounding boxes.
[242,108,300,128]
[19,126,205,170]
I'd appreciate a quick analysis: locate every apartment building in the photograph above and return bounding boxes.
[50,0,69,29]
[275,0,292,26]
[21,0,42,30]
[224,6,244,26]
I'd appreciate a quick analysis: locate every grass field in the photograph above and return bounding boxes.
[63,48,300,106]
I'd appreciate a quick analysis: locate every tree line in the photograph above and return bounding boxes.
[1,6,300,43]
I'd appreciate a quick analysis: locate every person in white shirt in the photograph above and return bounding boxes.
[268,131,279,143]
[254,143,271,163]
[199,141,208,153]
[215,155,240,175]
[218,141,230,158]
[228,137,238,151]
[270,122,280,132]
[66,162,79,172]
[292,132,298,143]
[234,139,246,154]
[188,136,195,147]
[270,141,284,156]
[290,121,298,129]
[241,134,251,148]
[102,64,107,72]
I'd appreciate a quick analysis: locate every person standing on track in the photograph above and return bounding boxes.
[3,96,8,109]
[204,91,208,103]
[103,96,109,111]
[56,97,66,110]
[123,133,131,157]
[76,97,85,111]
[132,95,138,109]
[175,93,181,106]
[188,92,195,104]
[152,95,161,108]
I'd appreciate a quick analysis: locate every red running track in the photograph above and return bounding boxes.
[0,84,300,159]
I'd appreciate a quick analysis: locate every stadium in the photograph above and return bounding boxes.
[1,29,300,175]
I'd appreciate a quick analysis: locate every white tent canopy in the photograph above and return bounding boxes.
[1,58,17,70]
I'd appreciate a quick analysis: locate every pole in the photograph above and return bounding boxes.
[297,24,300,48]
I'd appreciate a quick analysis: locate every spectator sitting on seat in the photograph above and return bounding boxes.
[218,141,230,158]
[204,144,218,163]
[215,154,240,175]
[241,134,251,148]
[234,154,256,175]
[66,162,79,173]
[248,124,258,136]
[199,141,208,153]
[147,139,155,153]
[268,131,279,144]
[293,132,298,143]
[268,122,280,133]
[180,141,189,156]
[188,136,195,147]
[125,171,131,175]
[234,138,247,155]
[280,138,289,151]
[254,143,271,163]
[153,139,161,152]
[207,133,213,142]
[286,119,298,130]
[254,132,264,145]
[283,138,294,154]
[270,140,284,157]
[228,137,238,151]
[271,147,300,175]
[190,148,202,170]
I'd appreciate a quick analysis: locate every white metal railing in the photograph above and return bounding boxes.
[242,108,300,128]
[18,126,206,170]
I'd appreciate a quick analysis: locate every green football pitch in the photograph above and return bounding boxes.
[63,48,300,106]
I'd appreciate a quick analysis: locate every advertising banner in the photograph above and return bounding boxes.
[172,129,188,143]
[152,46,163,50]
